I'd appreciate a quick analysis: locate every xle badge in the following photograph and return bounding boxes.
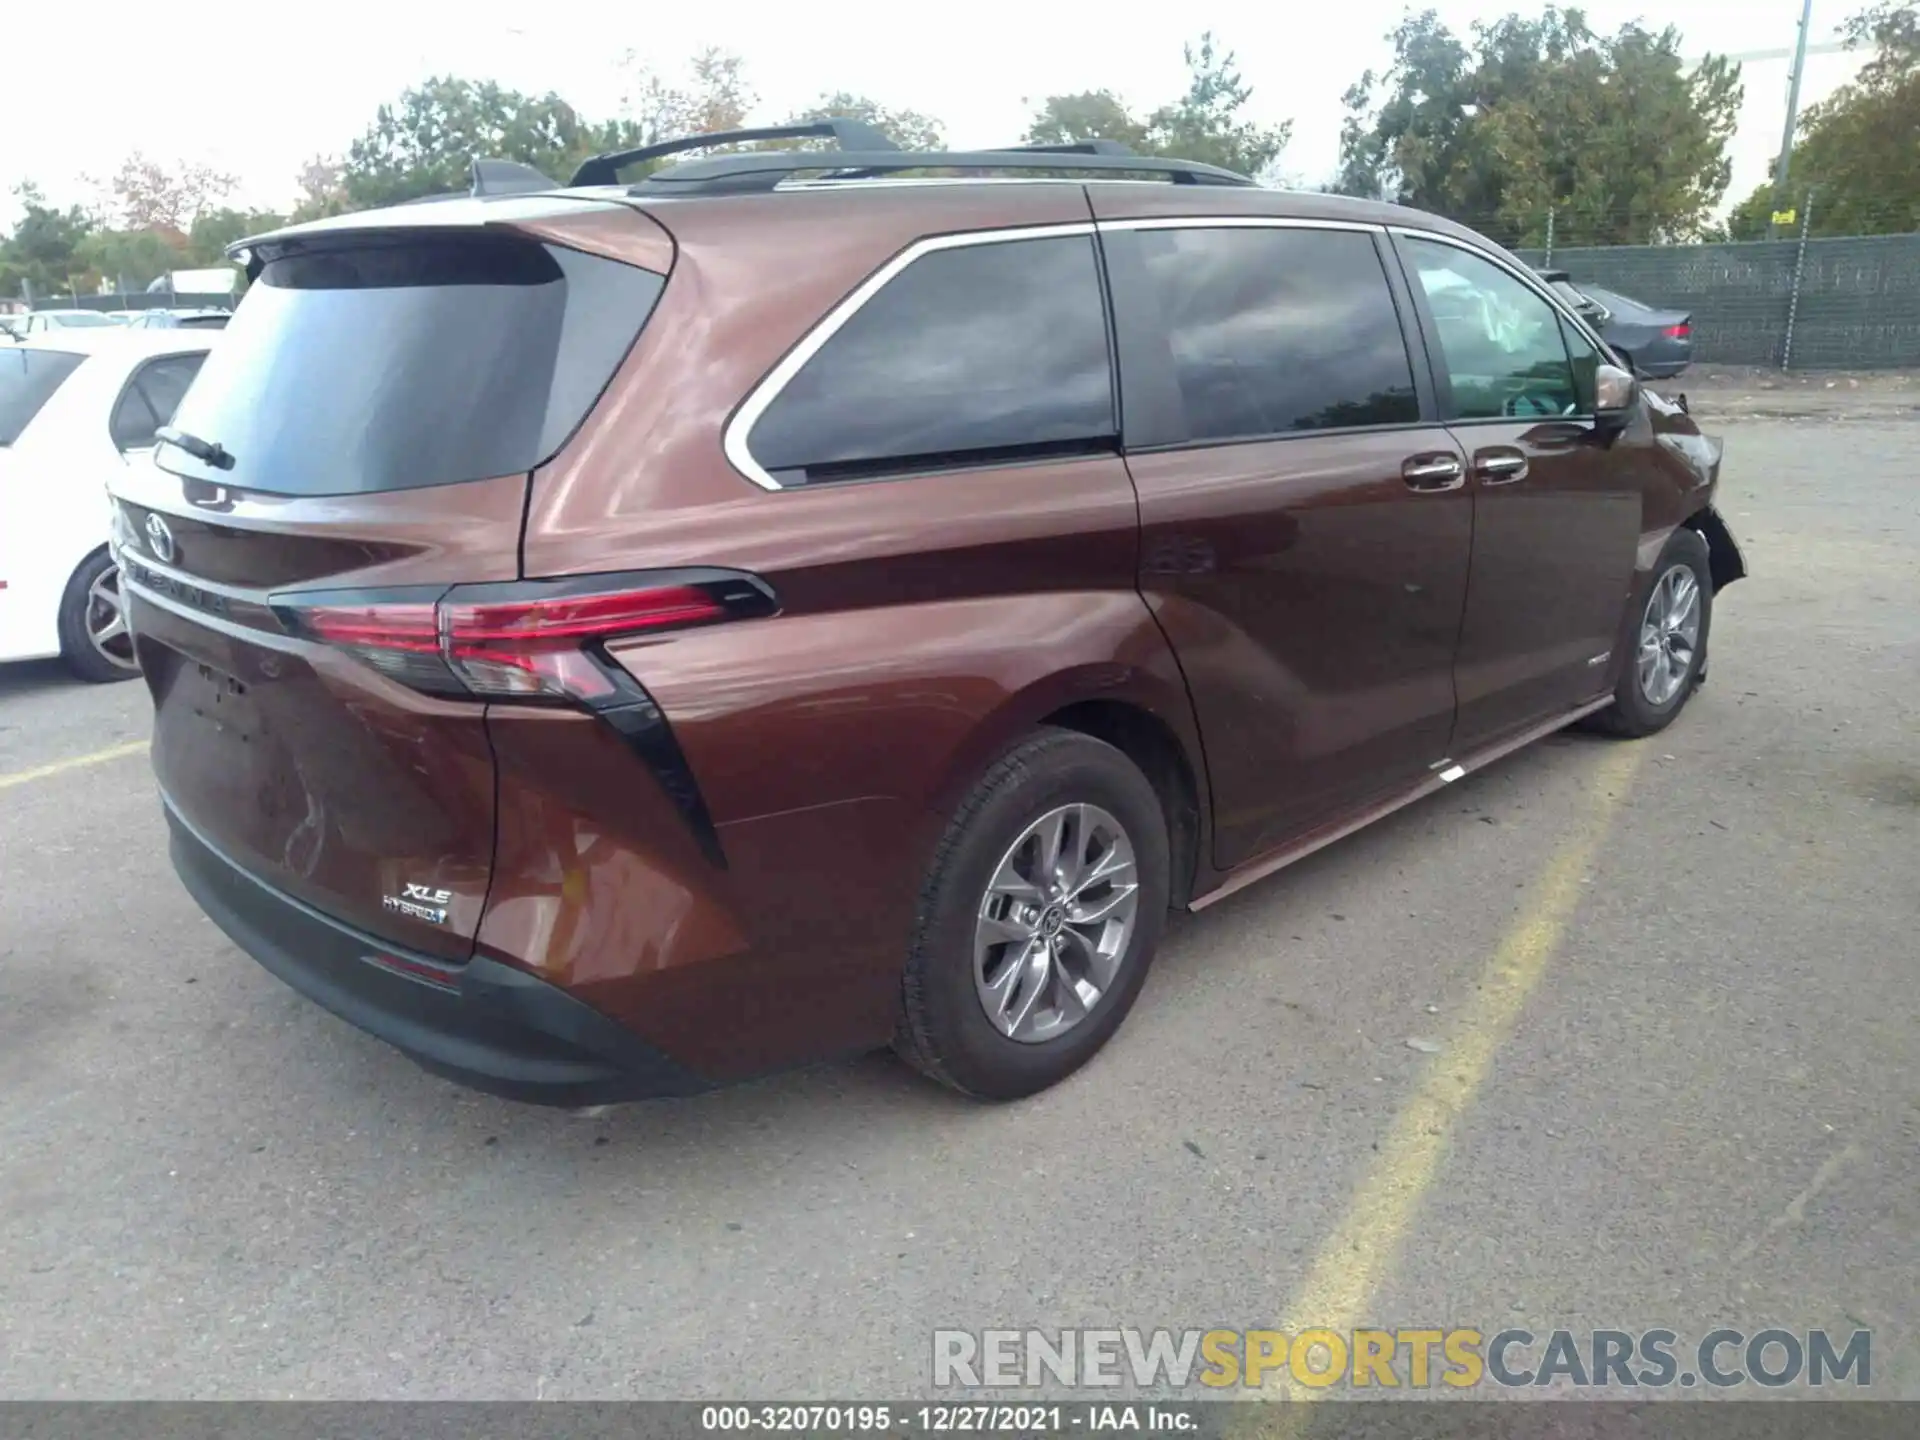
[383,882,452,926]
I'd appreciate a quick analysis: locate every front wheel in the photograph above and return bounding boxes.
[895,729,1170,1100]
[58,550,140,684]
[1587,527,1712,738]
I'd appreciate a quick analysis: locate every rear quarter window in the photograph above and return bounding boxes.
[157,235,665,495]
[743,233,1116,487]
[109,352,208,451]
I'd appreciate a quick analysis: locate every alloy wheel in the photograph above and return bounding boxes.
[1637,563,1700,707]
[85,565,138,671]
[973,803,1140,1045]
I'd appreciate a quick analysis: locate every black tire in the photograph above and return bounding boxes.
[57,550,140,685]
[1586,527,1712,738]
[896,728,1171,1100]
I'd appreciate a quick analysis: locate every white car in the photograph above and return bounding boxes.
[11,309,127,335]
[1,330,216,681]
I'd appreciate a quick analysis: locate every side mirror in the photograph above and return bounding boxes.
[1594,363,1637,434]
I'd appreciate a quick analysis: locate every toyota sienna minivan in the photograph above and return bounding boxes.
[108,125,1745,1104]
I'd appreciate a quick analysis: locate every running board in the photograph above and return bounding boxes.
[1190,695,1615,911]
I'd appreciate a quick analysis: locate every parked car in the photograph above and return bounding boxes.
[1,330,215,681]
[109,128,1745,1107]
[1537,270,1693,378]
[124,308,231,331]
[11,309,126,335]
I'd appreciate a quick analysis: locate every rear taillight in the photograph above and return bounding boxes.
[278,570,775,707]
[443,586,727,702]
[1664,322,1691,339]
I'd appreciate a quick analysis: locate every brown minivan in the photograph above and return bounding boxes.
[108,126,1745,1104]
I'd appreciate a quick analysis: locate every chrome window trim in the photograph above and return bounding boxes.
[723,221,1097,492]
[779,177,1163,191]
[722,212,1604,492]
[1096,215,1387,235]
[1386,224,1615,354]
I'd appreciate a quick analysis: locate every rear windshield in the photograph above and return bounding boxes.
[0,348,85,445]
[48,311,121,328]
[158,234,665,495]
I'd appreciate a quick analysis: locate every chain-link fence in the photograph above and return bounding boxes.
[1510,231,1920,370]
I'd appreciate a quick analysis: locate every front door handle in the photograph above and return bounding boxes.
[1402,453,1465,492]
[1474,449,1530,485]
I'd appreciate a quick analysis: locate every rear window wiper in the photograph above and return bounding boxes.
[156,425,235,471]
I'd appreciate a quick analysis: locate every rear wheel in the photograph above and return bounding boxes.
[58,550,140,684]
[1587,527,1711,738]
[896,729,1170,1100]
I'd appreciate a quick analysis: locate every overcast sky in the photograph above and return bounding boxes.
[0,0,1864,225]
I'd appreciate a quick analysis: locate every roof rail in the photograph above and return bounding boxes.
[995,140,1140,156]
[569,118,898,188]
[628,147,1256,196]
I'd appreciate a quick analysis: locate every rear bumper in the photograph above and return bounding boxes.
[166,801,712,1106]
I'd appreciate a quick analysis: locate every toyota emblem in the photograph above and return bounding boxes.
[144,513,176,565]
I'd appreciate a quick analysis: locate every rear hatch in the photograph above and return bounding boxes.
[110,220,666,961]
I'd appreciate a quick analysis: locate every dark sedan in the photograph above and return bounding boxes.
[1538,270,1692,379]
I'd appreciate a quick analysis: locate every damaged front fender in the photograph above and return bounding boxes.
[1687,505,1748,592]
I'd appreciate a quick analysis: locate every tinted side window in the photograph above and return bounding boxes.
[747,235,1115,486]
[1402,238,1579,420]
[0,348,86,445]
[1131,227,1419,444]
[110,353,207,450]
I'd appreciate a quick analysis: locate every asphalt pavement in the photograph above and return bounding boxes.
[1,412,1915,1400]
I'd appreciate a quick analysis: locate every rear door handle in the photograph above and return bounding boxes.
[1402,454,1465,492]
[1474,449,1529,485]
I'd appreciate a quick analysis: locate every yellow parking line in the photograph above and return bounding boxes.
[0,739,150,792]
[1267,743,1646,1409]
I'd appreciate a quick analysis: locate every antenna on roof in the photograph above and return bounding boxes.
[569,118,898,188]
[469,158,560,196]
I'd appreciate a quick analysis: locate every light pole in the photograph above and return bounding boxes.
[1772,0,1816,237]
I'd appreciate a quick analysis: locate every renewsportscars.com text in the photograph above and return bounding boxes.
[932,1327,1872,1390]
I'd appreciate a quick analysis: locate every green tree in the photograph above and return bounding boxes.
[1145,33,1292,176]
[620,48,753,146]
[1726,1,1920,239]
[1022,34,1290,179]
[0,183,95,300]
[75,227,186,292]
[340,76,619,208]
[1339,6,1742,246]
[1024,91,1152,151]
[780,92,946,151]
[92,151,238,231]
[187,207,287,264]
[613,53,948,168]
[290,154,350,223]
